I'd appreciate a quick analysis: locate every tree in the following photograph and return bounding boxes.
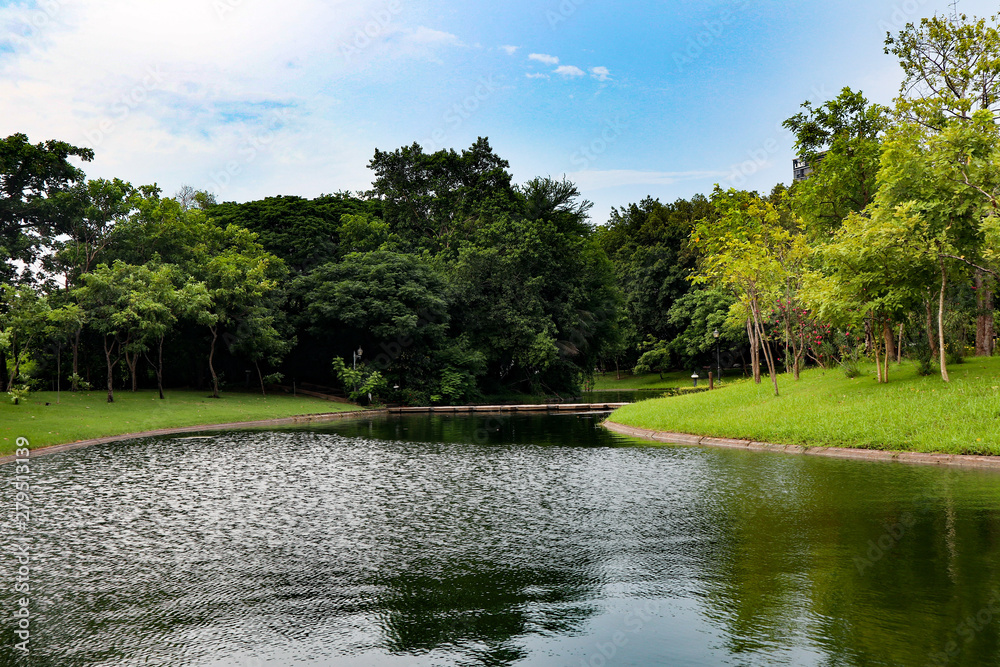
[196,226,287,399]
[368,137,519,251]
[206,193,367,273]
[42,300,85,402]
[0,133,93,283]
[665,288,743,370]
[227,301,292,396]
[76,264,128,402]
[0,285,50,390]
[52,178,154,284]
[450,181,618,396]
[292,250,463,402]
[783,88,890,239]
[596,196,711,359]
[124,264,211,399]
[880,12,1000,368]
[885,13,1000,128]
[804,203,935,383]
[693,188,803,396]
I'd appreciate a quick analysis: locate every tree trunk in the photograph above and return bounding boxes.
[615,358,620,381]
[939,257,950,383]
[208,326,220,398]
[103,335,115,403]
[11,334,21,383]
[925,296,938,360]
[884,342,891,383]
[883,320,896,365]
[863,316,873,356]
[897,323,904,364]
[747,317,761,384]
[872,315,884,384]
[255,360,266,396]
[752,306,779,397]
[157,336,165,399]
[975,270,994,356]
[146,336,166,399]
[0,347,8,392]
[126,350,139,392]
[71,326,81,391]
[56,343,61,404]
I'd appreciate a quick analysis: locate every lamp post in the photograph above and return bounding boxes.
[713,329,721,379]
[691,372,699,387]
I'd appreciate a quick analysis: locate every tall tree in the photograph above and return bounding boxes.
[693,188,804,396]
[0,285,50,391]
[783,88,890,239]
[595,195,711,364]
[52,178,154,284]
[883,12,1000,365]
[0,133,93,283]
[368,137,518,251]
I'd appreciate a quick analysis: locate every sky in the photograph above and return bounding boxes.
[1,0,997,226]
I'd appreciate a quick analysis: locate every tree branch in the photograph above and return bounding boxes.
[940,253,1000,279]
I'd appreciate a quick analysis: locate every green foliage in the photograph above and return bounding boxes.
[337,213,393,255]
[368,137,518,251]
[885,13,1000,126]
[633,338,671,377]
[0,133,93,283]
[783,87,889,239]
[595,196,711,358]
[665,288,743,366]
[7,384,29,405]
[206,193,369,273]
[331,357,387,404]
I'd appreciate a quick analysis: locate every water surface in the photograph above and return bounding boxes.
[1,413,999,666]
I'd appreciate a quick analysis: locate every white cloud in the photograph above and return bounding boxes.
[500,45,519,55]
[526,73,549,79]
[528,53,559,66]
[0,0,467,202]
[404,26,464,48]
[590,66,611,82]
[555,65,585,77]
[565,169,730,190]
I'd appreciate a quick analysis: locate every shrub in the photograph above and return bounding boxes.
[7,385,30,405]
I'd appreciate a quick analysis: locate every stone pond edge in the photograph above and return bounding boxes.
[602,420,1000,471]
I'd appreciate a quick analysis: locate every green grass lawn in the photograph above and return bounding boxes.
[609,357,1000,455]
[592,370,733,391]
[0,389,361,455]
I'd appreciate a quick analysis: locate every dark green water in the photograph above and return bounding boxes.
[1,412,999,666]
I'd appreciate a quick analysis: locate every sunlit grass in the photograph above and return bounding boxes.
[609,358,1000,455]
[0,389,361,455]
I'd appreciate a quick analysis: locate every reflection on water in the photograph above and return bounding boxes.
[0,413,998,666]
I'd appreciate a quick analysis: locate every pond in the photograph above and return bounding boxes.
[2,412,999,666]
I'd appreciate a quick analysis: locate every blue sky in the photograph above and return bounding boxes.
[0,0,996,225]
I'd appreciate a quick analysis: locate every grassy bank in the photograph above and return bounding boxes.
[0,389,361,455]
[592,370,733,391]
[609,357,1000,455]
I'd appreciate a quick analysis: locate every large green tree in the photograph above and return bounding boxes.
[595,195,713,365]
[0,133,93,283]
[783,88,890,239]
[693,188,806,396]
[879,12,1000,370]
[368,137,519,252]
